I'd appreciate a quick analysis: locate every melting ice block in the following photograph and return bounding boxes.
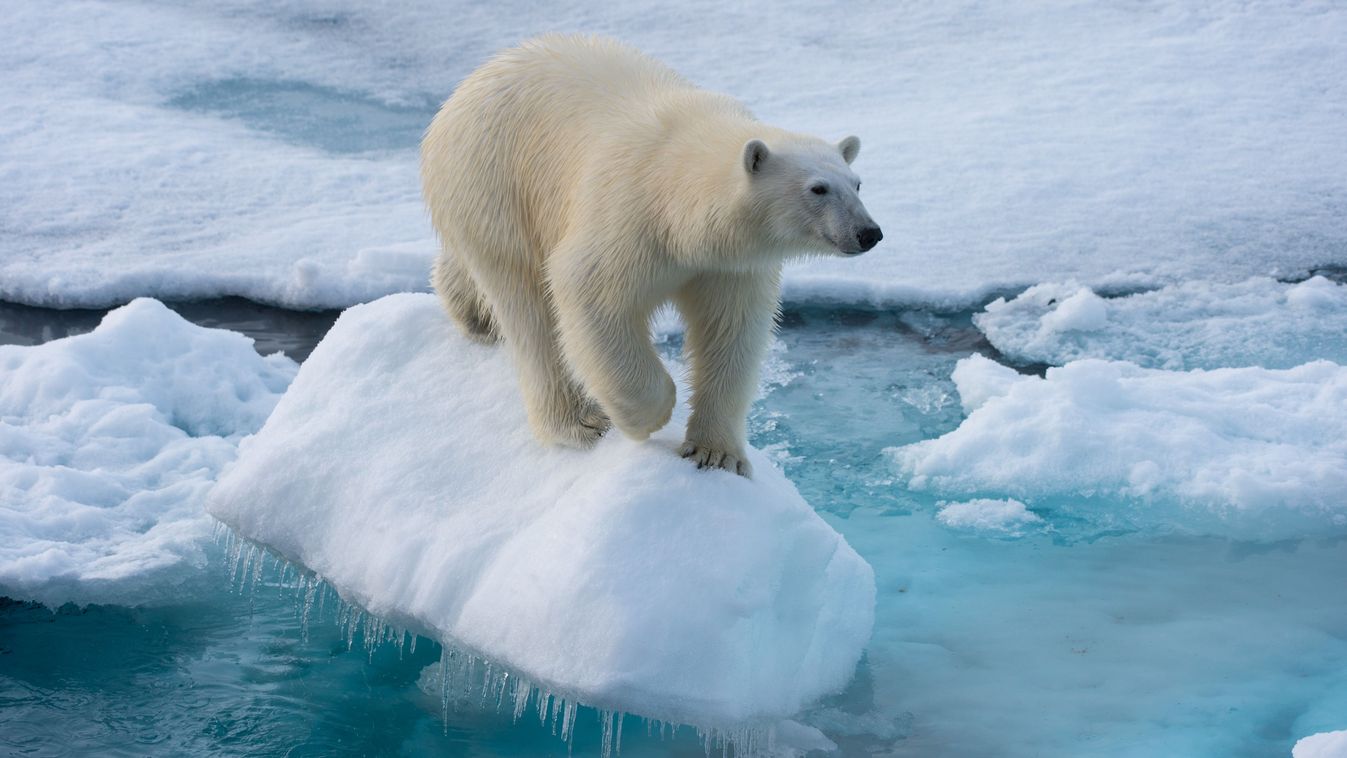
[0,298,296,607]
[207,293,875,731]
[890,354,1347,539]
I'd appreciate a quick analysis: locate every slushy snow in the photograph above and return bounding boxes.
[3,2,1346,309]
[890,354,1347,539]
[1296,731,1347,758]
[207,293,875,732]
[0,299,296,607]
[976,276,1347,369]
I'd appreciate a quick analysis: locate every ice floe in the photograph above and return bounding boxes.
[207,293,875,735]
[976,276,1347,369]
[889,354,1347,539]
[3,3,1346,309]
[1296,731,1347,758]
[0,299,296,607]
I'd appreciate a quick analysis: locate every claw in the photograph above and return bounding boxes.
[678,441,751,478]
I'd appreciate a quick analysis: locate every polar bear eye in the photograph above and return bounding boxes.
[856,182,862,192]
[810,184,828,196]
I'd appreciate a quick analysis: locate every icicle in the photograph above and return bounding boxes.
[511,677,531,722]
[214,534,798,758]
[249,548,265,597]
[439,654,451,734]
[563,699,577,753]
[600,711,615,758]
[537,691,552,728]
[300,576,318,642]
[561,699,577,743]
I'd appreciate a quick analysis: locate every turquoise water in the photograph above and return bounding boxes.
[3,304,1344,756]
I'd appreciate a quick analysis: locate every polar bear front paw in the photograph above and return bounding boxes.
[613,371,676,440]
[679,441,752,478]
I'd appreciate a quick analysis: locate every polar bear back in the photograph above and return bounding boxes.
[421,34,758,262]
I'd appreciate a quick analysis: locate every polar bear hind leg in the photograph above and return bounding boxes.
[457,243,611,448]
[431,251,499,345]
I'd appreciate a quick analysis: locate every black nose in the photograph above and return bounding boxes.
[856,226,883,252]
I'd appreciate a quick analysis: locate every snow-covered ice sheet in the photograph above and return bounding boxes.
[975,276,1347,369]
[1296,731,1347,758]
[0,299,296,607]
[206,293,875,732]
[889,354,1347,539]
[3,2,1346,309]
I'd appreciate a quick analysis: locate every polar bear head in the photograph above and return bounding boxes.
[742,135,882,257]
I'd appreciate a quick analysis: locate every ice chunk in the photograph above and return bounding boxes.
[976,277,1347,369]
[1038,288,1109,334]
[3,4,1347,310]
[889,354,1347,539]
[950,351,1022,413]
[935,499,1043,535]
[0,299,296,607]
[207,293,875,732]
[1296,731,1347,758]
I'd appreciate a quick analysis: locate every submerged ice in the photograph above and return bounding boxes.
[935,498,1043,536]
[0,299,296,607]
[891,354,1347,539]
[207,293,875,735]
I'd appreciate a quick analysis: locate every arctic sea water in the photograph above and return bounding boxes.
[2,302,1344,757]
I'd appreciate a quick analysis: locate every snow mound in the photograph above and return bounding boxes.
[0,299,296,607]
[1296,731,1347,758]
[207,293,875,732]
[975,276,1347,369]
[889,354,1347,539]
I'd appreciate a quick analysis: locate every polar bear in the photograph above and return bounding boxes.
[421,35,881,476]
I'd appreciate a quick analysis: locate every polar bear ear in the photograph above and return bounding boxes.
[743,139,770,174]
[838,135,861,165]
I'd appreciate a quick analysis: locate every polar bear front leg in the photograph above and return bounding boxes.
[674,268,782,478]
[555,306,676,440]
[550,245,676,441]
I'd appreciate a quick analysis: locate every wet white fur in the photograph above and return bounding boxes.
[421,34,875,476]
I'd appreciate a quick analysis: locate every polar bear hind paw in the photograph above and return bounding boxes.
[679,441,752,478]
[579,403,612,436]
[539,402,611,448]
[541,419,605,448]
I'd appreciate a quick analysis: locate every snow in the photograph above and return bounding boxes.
[935,499,1043,536]
[1296,731,1347,758]
[976,276,1347,369]
[206,293,875,732]
[3,2,1346,310]
[889,354,1347,539]
[0,299,296,607]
